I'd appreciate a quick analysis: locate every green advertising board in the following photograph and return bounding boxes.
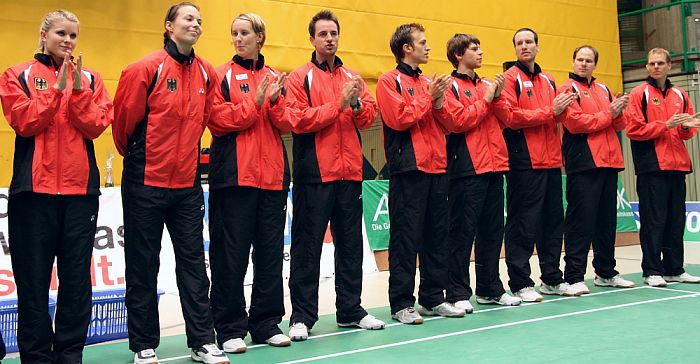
[363,175,638,251]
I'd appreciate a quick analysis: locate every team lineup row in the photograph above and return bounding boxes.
[1,2,699,364]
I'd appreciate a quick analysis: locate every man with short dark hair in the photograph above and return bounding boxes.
[626,47,700,287]
[285,9,385,341]
[556,45,635,295]
[492,28,577,302]
[441,33,522,311]
[376,23,466,325]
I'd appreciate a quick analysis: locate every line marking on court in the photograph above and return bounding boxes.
[159,283,684,362]
[648,286,700,295]
[278,292,700,363]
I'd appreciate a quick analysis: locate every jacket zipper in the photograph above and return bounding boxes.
[56,68,63,194]
[252,65,263,188]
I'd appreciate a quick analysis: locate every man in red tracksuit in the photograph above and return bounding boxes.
[556,45,635,295]
[376,23,466,325]
[285,10,385,341]
[441,34,522,311]
[492,28,577,302]
[626,47,700,287]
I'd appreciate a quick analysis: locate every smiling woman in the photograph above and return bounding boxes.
[0,8,113,363]
[111,3,228,364]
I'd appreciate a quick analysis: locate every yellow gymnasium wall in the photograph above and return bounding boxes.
[0,0,621,187]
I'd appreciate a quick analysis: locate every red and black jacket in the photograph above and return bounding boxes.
[286,53,376,183]
[626,77,696,174]
[376,63,455,176]
[442,70,509,179]
[0,53,113,195]
[493,61,562,170]
[113,40,217,188]
[208,54,292,191]
[555,73,625,174]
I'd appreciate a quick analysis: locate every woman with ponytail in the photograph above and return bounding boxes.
[112,3,228,364]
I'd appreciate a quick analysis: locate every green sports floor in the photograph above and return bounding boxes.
[6,265,700,363]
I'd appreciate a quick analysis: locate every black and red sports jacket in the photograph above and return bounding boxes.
[113,40,217,188]
[286,53,376,183]
[626,77,696,174]
[493,61,563,170]
[442,71,509,179]
[208,54,292,191]
[555,73,625,174]
[376,63,455,176]
[0,53,113,195]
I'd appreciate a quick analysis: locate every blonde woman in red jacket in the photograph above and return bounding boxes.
[207,12,293,353]
[0,9,112,362]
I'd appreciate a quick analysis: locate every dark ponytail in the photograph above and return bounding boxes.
[163,2,199,46]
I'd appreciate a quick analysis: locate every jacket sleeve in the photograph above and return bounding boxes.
[266,92,294,134]
[286,69,341,133]
[202,62,218,127]
[208,72,259,137]
[350,78,377,130]
[612,112,626,132]
[624,89,668,141]
[492,73,555,129]
[678,97,697,140]
[440,87,490,133]
[0,67,64,137]
[112,63,150,156]
[68,71,113,140]
[376,74,432,131]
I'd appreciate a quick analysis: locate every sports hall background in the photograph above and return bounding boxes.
[0,0,623,188]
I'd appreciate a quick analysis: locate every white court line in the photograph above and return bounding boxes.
[160,283,685,362]
[648,286,700,295]
[279,292,700,364]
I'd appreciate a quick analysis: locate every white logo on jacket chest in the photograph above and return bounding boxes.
[523,81,534,88]
[235,73,248,81]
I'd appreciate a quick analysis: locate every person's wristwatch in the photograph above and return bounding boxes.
[351,99,362,112]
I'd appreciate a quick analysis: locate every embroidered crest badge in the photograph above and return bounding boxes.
[526,89,533,98]
[34,77,48,91]
[464,90,472,98]
[166,78,177,92]
[240,83,250,94]
[652,98,660,105]
[582,90,590,97]
[407,87,414,96]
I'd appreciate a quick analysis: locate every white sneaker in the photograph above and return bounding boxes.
[288,322,309,341]
[191,343,229,364]
[567,281,590,296]
[391,307,424,324]
[594,275,635,288]
[453,300,474,313]
[513,287,543,302]
[265,334,291,347]
[134,349,158,364]
[222,338,247,353]
[540,282,576,296]
[417,302,466,318]
[663,272,700,283]
[644,275,667,287]
[338,314,385,330]
[476,293,522,306]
